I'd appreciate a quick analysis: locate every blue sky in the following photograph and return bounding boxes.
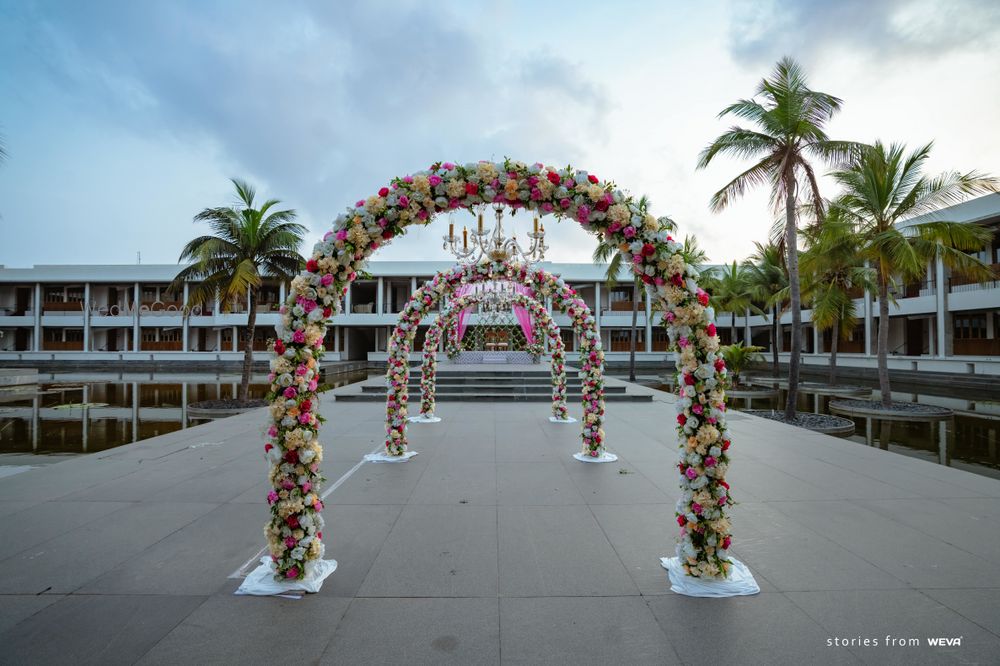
[1,0,998,268]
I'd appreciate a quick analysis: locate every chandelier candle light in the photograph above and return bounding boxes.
[444,205,548,265]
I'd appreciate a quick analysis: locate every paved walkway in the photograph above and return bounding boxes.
[1,381,999,664]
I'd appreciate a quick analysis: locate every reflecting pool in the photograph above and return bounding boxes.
[0,369,371,457]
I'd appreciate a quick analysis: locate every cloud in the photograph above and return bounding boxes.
[3,0,612,253]
[726,0,1000,65]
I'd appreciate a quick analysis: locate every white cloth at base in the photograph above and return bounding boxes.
[364,450,419,463]
[408,415,441,423]
[660,556,760,597]
[572,451,619,463]
[549,416,577,423]
[235,557,338,596]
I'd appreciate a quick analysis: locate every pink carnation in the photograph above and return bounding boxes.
[292,330,306,344]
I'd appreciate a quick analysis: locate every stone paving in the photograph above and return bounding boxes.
[1,377,999,665]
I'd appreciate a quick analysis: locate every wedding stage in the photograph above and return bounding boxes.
[450,350,537,364]
[1,384,998,664]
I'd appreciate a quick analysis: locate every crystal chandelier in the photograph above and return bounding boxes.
[443,204,547,265]
[476,282,518,314]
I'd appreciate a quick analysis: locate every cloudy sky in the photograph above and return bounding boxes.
[1,0,998,268]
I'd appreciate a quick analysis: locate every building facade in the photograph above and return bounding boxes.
[1,194,998,373]
[0,261,670,365]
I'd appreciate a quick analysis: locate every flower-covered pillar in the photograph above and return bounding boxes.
[417,291,568,421]
[254,160,741,594]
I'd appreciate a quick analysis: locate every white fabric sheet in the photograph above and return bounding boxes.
[235,557,338,596]
[660,556,760,597]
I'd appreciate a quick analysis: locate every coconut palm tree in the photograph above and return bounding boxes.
[593,238,643,382]
[697,56,855,419]
[743,242,787,376]
[593,212,675,382]
[172,179,307,403]
[829,141,998,406]
[712,261,760,346]
[720,341,764,388]
[799,218,875,384]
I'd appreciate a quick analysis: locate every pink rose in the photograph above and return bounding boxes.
[283,387,297,399]
[428,174,442,186]
[335,229,348,241]
[286,567,300,579]
[321,273,334,286]
[292,330,306,344]
[685,467,698,480]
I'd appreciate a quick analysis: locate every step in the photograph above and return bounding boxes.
[360,384,629,394]
[335,392,653,403]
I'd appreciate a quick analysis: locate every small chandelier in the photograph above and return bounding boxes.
[477,282,518,314]
[443,204,547,265]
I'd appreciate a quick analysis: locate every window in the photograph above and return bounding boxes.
[66,287,84,302]
[45,287,64,301]
[953,315,987,340]
[64,329,84,342]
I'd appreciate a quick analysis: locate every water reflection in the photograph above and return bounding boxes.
[0,370,370,456]
[647,378,1000,480]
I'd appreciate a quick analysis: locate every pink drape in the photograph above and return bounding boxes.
[453,282,537,344]
[513,284,534,344]
[454,284,473,341]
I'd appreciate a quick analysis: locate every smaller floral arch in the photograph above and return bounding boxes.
[384,260,605,458]
[419,292,568,421]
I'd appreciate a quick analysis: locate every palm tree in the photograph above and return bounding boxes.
[680,235,710,272]
[593,211,674,382]
[799,218,875,384]
[712,261,759,345]
[697,56,855,419]
[829,141,998,406]
[743,242,788,375]
[172,179,307,403]
[720,341,765,388]
[593,238,642,381]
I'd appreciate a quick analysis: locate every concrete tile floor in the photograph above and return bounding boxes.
[0,377,998,664]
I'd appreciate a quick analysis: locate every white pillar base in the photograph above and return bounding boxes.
[408,414,441,423]
[235,557,338,596]
[364,451,419,463]
[659,556,760,597]
[573,451,618,463]
[549,416,577,423]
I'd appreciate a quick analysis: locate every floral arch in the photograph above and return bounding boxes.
[414,289,569,421]
[383,261,602,455]
[263,160,734,585]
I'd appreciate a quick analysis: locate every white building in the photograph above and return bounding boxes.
[1,194,997,373]
[0,261,670,365]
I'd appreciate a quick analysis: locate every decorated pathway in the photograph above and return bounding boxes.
[1,380,999,664]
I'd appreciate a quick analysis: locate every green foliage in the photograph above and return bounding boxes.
[171,178,307,308]
[720,342,764,387]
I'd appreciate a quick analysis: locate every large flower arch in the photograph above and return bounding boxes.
[417,291,568,421]
[383,261,602,455]
[264,159,733,584]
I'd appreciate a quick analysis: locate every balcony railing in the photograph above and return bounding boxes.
[42,301,85,313]
[949,265,1000,292]
[140,340,183,351]
[43,341,84,351]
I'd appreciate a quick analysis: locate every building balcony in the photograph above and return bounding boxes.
[42,341,84,351]
[42,301,86,313]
